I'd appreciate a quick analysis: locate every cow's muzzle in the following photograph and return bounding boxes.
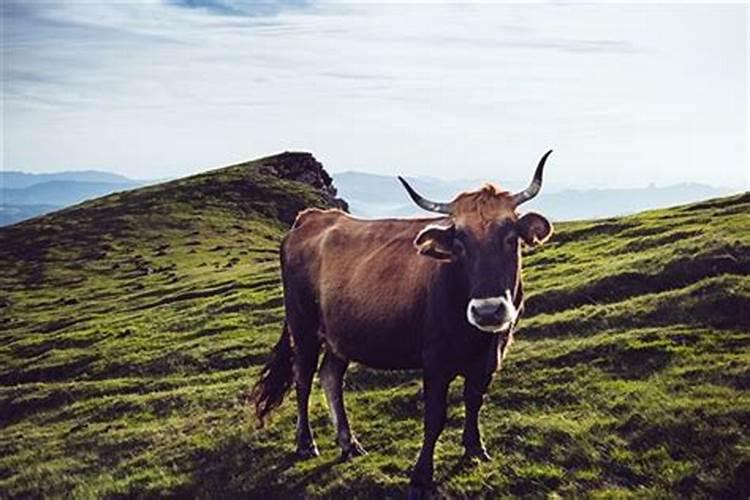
[466,293,517,333]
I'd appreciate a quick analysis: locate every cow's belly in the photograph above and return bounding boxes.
[320,307,424,370]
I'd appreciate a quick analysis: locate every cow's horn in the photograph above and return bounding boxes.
[511,149,553,207]
[398,176,455,214]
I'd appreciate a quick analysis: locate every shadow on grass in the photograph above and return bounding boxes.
[182,440,411,498]
[174,440,340,498]
[346,367,421,391]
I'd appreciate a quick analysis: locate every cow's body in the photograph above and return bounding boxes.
[250,151,554,497]
[282,209,515,372]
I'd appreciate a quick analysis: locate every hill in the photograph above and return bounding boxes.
[0,153,748,498]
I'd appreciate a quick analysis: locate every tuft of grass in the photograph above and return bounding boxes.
[1,159,748,498]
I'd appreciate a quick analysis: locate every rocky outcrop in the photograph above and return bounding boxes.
[257,152,348,213]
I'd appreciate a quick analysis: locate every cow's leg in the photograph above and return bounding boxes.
[319,350,367,460]
[461,373,492,461]
[293,333,321,459]
[409,373,450,494]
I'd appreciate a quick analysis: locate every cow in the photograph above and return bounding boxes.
[250,151,554,496]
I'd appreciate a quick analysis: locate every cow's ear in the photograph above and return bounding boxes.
[517,212,553,246]
[414,222,457,260]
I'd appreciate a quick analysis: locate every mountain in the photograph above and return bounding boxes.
[0,170,134,189]
[1,168,736,227]
[333,171,736,220]
[0,152,748,498]
[2,180,141,206]
[0,170,148,227]
[0,204,61,227]
[528,184,738,220]
[333,171,484,218]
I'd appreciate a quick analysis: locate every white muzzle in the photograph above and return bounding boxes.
[466,290,518,333]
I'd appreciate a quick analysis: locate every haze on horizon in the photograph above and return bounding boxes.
[2,1,748,191]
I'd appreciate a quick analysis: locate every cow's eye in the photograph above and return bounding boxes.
[503,233,517,250]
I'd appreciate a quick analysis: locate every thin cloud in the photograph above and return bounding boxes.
[2,1,746,189]
[170,0,313,17]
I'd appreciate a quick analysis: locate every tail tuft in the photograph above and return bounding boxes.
[248,321,294,427]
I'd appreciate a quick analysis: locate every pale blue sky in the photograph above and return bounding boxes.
[2,1,748,190]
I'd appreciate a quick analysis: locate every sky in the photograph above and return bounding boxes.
[2,1,748,190]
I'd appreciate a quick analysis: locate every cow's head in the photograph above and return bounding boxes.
[399,150,554,333]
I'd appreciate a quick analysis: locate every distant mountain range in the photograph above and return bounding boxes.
[3,180,142,206]
[1,170,134,189]
[0,168,741,226]
[0,171,147,226]
[333,171,739,221]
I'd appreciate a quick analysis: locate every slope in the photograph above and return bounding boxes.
[0,154,748,498]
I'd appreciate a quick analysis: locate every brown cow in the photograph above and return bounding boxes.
[250,151,554,496]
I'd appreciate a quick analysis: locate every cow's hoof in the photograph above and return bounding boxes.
[340,439,368,461]
[463,447,491,463]
[295,445,320,460]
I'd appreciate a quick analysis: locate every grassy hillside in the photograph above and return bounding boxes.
[1,154,748,498]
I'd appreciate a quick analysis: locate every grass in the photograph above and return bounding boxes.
[0,153,748,498]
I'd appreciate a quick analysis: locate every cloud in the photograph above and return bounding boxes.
[1,0,641,113]
[170,0,313,16]
[2,2,746,189]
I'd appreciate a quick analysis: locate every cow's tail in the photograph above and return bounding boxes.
[248,320,294,427]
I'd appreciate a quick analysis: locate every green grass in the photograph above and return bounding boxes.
[1,154,748,498]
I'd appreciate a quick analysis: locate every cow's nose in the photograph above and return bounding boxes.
[467,295,517,332]
[471,302,502,322]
